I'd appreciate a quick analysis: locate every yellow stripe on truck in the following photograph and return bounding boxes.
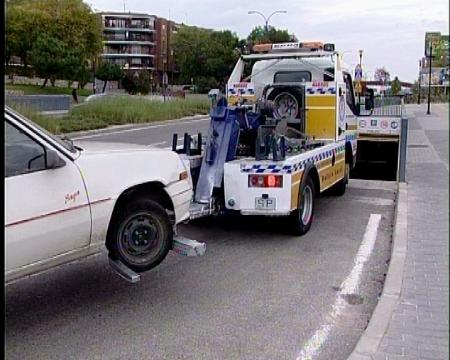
[290,171,303,210]
[318,159,345,190]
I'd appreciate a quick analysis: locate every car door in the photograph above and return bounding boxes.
[5,118,91,275]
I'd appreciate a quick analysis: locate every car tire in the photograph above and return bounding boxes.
[289,176,316,235]
[108,198,173,273]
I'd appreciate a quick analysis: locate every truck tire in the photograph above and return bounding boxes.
[330,162,349,196]
[108,198,173,273]
[289,176,316,235]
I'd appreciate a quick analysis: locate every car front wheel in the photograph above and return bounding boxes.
[108,198,173,272]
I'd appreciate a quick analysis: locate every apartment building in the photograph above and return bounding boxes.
[99,11,180,86]
[100,12,156,71]
[154,17,179,85]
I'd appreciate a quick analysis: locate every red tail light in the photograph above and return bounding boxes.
[248,175,283,188]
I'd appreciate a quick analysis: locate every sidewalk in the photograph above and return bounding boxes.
[349,103,449,360]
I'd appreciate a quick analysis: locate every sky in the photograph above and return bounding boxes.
[87,0,449,82]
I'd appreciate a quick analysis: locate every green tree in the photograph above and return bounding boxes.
[6,0,102,85]
[121,71,151,95]
[391,76,401,95]
[5,0,44,67]
[95,62,124,92]
[173,26,240,92]
[28,34,69,86]
[247,25,294,45]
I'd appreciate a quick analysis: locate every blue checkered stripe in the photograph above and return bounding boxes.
[306,87,336,94]
[240,145,345,174]
[228,88,255,95]
[346,134,356,141]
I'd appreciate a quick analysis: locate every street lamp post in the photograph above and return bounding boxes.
[418,60,421,104]
[427,42,432,115]
[358,49,363,106]
[247,10,287,33]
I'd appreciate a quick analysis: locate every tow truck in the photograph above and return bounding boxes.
[174,41,375,235]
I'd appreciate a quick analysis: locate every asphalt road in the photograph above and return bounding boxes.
[5,117,397,360]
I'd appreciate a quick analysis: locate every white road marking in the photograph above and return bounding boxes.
[147,141,167,147]
[296,214,382,360]
[348,179,397,191]
[72,117,209,140]
[353,196,394,207]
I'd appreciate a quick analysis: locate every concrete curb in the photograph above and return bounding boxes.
[64,114,209,138]
[347,182,408,360]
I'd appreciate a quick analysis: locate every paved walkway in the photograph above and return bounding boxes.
[375,103,449,359]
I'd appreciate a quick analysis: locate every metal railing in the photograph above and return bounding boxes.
[359,95,404,117]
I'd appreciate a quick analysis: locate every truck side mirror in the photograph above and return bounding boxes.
[46,149,66,169]
[365,89,375,111]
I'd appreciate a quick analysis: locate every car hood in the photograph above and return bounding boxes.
[74,140,169,155]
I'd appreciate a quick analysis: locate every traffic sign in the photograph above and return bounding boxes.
[355,64,363,80]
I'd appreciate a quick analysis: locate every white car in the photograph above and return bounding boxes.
[5,106,193,284]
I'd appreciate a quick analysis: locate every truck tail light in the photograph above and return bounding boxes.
[248,175,283,188]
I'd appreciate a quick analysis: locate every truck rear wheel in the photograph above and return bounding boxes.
[289,176,315,235]
[108,198,173,272]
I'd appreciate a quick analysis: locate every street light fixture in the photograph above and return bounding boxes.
[248,10,287,32]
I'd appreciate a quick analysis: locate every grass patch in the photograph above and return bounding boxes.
[7,95,210,134]
[5,102,63,134]
[6,84,93,97]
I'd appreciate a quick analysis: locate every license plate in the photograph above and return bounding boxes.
[255,197,276,210]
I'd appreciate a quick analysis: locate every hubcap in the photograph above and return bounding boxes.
[118,212,162,263]
[274,93,299,119]
[301,185,313,224]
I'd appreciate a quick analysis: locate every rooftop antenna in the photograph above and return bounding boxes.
[123,0,126,12]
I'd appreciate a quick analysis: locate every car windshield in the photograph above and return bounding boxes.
[5,107,77,154]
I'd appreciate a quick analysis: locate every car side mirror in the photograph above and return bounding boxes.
[46,149,66,169]
[365,89,375,111]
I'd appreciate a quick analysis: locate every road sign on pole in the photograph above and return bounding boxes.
[355,64,363,81]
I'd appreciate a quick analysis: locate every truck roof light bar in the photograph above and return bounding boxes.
[252,41,333,54]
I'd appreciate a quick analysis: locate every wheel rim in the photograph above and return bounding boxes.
[117,211,163,265]
[301,185,313,224]
[273,92,299,119]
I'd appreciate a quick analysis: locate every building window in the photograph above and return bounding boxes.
[131,45,141,54]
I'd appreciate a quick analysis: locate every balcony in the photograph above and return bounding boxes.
[103,18,155,32]
[104,58,155,70]
[103,32,154,45]
[103,40,155,46]
[103,44,155,57]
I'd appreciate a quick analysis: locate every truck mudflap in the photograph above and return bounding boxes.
[109,236,206,283]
